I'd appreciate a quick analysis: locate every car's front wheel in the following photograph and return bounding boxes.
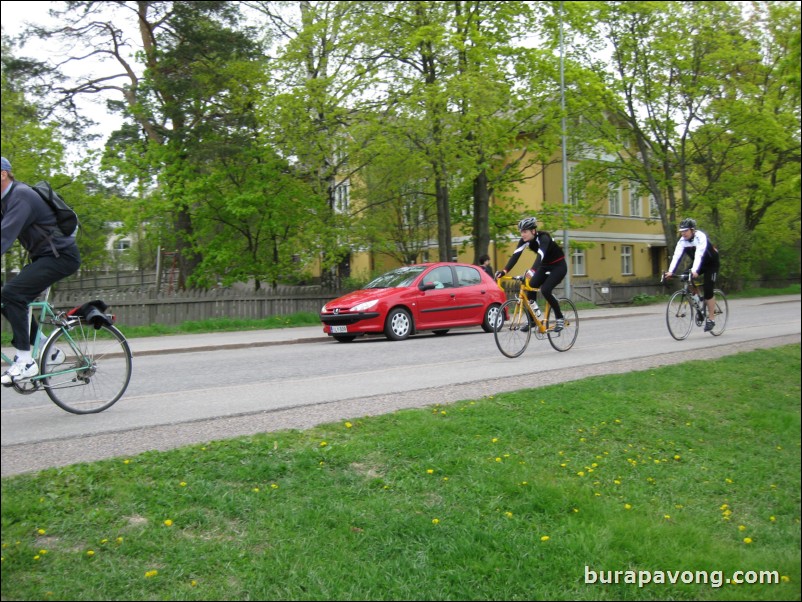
[481,303,502,333]
[384,307,412,341]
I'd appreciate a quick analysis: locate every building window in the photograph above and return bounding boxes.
[629,183,642,217]
[572,248,586,276]
[334,179,350,214]
[608,182,622,215]
[114,239,131,252]
[621,245,633,275]
[649,194,659,218]
[569,164,581,206]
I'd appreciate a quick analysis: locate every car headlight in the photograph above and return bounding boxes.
[351,299,378,312]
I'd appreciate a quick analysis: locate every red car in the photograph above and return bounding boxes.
[320,262,507,342]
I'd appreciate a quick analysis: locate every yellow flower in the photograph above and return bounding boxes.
[271,483,279,489]
[664,515,671,520]
[738,524,746,531]
[432,518,440,525]
[123,459,130,465]
[344,422,352,428]
[34,555,41,561]
[673,455,681,460]
[252,487,260,493]
[624,504,632,510]
[164,519,173,527]
[145,570,158,578]
[179,481,187,487]
[781,576,790,583]
[116,537,124,544]
[426,469,434,474]
[504,511,513,518]
[743,537,753,544]
[190,579,198,587]
[540,535,550,542]
[495,457,502,462]
[769,516,776,522]
[492,437,499,443]
[37,529,46,535]
[319,441,327,447]
[86,550,95,557]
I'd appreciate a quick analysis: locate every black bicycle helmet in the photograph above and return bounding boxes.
[678,218,696,231]
[518,217,537,231]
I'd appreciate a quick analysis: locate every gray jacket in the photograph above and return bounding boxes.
[1,181,78,257]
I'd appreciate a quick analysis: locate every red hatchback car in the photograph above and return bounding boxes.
[320,262,507,342]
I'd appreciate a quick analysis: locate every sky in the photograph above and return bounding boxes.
[2,0,125,147]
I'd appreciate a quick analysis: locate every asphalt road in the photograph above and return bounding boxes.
[2,295,799,477]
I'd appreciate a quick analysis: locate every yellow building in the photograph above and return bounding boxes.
[334,150,667,289]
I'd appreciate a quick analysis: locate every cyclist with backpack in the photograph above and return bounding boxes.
[664,218,720,332]
[1,156,81,385]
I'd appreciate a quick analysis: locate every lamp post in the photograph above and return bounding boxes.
[559,0,571,299]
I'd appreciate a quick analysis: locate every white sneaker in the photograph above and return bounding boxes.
[48,347,66,366]
[1,359,39,385]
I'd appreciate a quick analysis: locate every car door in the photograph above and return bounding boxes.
[415,265,460,328]
[452,265,489,324]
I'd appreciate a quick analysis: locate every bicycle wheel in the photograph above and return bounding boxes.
[40,321,132,414]
[709,289,728,336]
[547,298,579,352]
[494,298,532,358]
[666,291,694,340]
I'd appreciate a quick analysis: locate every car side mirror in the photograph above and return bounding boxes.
[419,282,436,291]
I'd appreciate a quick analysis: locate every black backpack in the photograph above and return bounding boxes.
[29,180,80,237]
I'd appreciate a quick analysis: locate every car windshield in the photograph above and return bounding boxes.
[366,265,427,288]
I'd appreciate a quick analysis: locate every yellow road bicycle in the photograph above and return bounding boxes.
[493,275,579,357]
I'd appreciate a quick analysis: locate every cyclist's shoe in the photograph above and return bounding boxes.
[552,318,565,333]
[519,321,530,333]
[695,312,704,326]
[1,359,39,385]
[48,347,66,366]
[704,319,715,332]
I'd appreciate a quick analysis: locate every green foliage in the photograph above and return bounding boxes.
[1,346,799,600]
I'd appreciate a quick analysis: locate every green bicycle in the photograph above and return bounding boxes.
[1,288,133,414]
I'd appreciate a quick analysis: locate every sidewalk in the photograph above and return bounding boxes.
[121,304,655,357]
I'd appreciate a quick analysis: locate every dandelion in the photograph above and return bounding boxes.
[540,535,550,542]
[345,422,352,428]
[319,441,328,447]
[123,459,131,465]
[781,576,790,583]
[86,550,95,557]
[624,504,632,510]
[190,579,198,587]
[738,525,746,531]
[37,529,46,535]
[164,519,173,527]
[432,518,440,525]
[145,570,158,578]
[725,478,733,484]
[720,504,729,510]
[664,515,671,520]
[504,512,513,518]
[99,539,108,545]
[271,483,279,489]
[769,516,776,522]
[673,455,681,460]
[573,508,579,513]
[426,469,434,474]
[492,438,499,443]
[39,549,48,555]
[577,471,585,477]
[116,537,124,544]
[440,410,446,415]
[179,482,187,487]
[743,537,753,544]
[252,487,260,493]
[495,457,502,463]
[34,555,41,561]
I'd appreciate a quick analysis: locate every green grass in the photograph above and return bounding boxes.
[2,346,800,601]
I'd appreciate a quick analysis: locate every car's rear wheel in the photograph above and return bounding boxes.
[482,303,501,333]
[385,307,412,341]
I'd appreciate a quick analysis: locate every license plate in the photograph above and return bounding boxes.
[331,325,348,333]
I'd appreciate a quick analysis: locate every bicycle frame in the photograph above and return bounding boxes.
[499,277,550,334]
[663,270,728,340]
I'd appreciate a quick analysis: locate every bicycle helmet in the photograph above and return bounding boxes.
[518,217,537,232]
[678,218,696,231]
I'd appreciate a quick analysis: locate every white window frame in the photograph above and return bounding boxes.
[571,248,586,277]
[608,182,622,215]
[621,245,633,275]
[629,182,642,217]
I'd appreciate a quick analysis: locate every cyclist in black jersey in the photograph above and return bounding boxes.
[495,216,567,332]
[664,218,720,332]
